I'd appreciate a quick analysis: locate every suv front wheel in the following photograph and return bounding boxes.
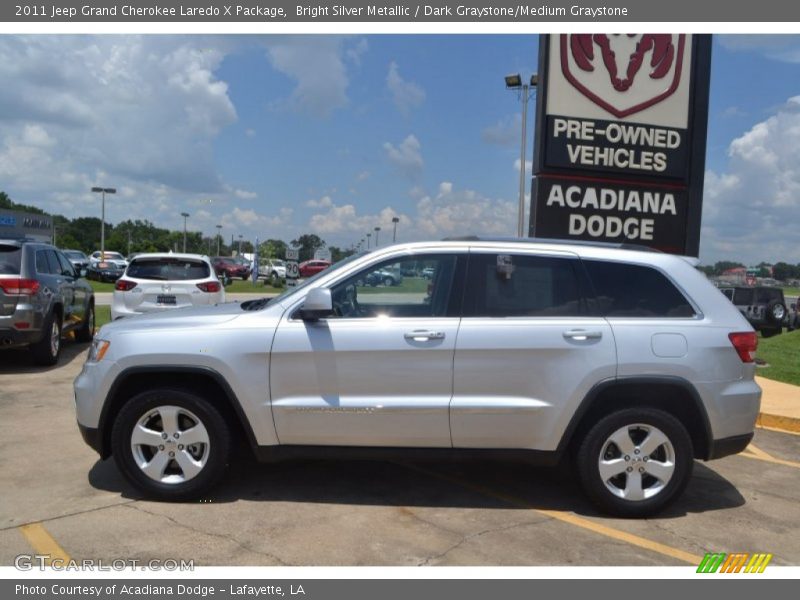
[577,408,693,517]
[111,388,232,500]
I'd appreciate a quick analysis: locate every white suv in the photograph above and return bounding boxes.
[74,239,761,516]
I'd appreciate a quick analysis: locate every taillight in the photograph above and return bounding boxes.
[115,279,137,291]
[728,332,758,363]
[0,278,40,295]
[197,281,221,293]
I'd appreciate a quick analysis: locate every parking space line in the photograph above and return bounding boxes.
[741,443,800,470]
[400,463,703,565]
[18,522,71,565]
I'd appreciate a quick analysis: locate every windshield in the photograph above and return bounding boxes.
[64,251,86,259]
[100,252,125,260]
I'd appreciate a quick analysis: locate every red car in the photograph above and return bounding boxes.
[212,257,250,281]
[298,259,331,278]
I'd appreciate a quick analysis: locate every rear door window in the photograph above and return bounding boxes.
[36,249,61,275]
[463,254,584,317]
[583,260,696,318]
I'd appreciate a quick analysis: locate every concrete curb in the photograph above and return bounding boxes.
[757,413,800,434]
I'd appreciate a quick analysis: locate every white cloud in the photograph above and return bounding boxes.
[233,189,258,200]
[386,61,425,115]
[0,35,238,213]
[383,134,424,176]
[513,158,533,174]
[308,199,409,243]
[482,114,522,146]
[306,195,335,209]
[718,35,800,63]
[701,95,800,263]
[413,182,517,238]
[264,36,365,118]
[224,206,293,233]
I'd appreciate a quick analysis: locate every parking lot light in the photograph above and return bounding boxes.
[91,186,116,259]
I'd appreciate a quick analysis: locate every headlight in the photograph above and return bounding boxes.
[87,339,110,362]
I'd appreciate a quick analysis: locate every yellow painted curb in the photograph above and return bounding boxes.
[757,412,800,434]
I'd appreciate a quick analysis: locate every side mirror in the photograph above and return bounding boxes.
[298,288,333,321]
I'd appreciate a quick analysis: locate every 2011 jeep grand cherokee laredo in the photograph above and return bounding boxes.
[74,239,761,517]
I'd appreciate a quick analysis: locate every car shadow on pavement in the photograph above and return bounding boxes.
[0,340,89,374]
[87,453,744,519]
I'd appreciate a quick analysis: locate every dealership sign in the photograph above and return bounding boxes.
[531,34,711,256]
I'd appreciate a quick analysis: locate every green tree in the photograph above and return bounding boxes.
[713,261,745,275]
[772,262,800,282]
[291,233,326,262]
[260,238,288,260]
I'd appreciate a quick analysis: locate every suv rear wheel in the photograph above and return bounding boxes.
[577,408,693,517]
[30,311,61,366]
[111,388,232,500]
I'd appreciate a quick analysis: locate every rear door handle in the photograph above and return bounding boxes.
[563,329,602,341]
[404,330,445,341]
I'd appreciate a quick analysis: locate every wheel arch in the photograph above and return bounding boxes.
[558,376,713,461]
[98,366,259,460]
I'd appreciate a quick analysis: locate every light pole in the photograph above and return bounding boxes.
[505,73,537,238]
[374,226,381,247]
[392,217,400,243]
[91,187,116,259]
[181,212,190,252]
[366,232,371,249]
[238,235,243,255]
[216,224,222,255]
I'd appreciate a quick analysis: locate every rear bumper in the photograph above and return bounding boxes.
[707,432,753,460]
[0,325,43,347]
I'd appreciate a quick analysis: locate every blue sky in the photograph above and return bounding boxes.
[0,34,799,263]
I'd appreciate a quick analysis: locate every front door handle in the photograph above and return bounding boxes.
[404,330,445,341]
[563,329,603,341]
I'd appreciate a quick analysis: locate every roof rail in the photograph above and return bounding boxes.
[440,235,662,253]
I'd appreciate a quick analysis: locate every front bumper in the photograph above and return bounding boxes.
[78,422,105,457]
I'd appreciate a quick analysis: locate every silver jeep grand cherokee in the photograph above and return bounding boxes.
[74,239,761,516]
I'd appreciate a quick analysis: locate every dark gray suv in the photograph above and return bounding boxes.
[0,238,95,365]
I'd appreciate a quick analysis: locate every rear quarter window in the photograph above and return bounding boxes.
[583,260,696,318]
[0,245,22,274]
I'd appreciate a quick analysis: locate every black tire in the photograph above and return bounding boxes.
[270,271,279,287]
[761,327,782,338]
[576,408,693,517]
[75,302,95,343]
[383,277,394,287]
[30,311,61,366]
[111,388,232,501]
[766,300,787,325]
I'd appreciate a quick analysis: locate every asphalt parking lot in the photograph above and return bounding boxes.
[1,340,799,567]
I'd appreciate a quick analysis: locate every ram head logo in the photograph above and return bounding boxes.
[559,34,686,118]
